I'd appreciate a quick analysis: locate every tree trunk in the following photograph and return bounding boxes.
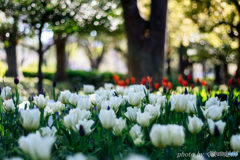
[235,25,240,78]
[121,0,168,83]
[179,43,187,75]
[214,64,221,84]
[5,42,18,77]
[38,27,43,93]
[223,62,228,83]
[55,36,68,81]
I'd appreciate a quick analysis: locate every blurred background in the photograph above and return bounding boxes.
[0,0,239,95]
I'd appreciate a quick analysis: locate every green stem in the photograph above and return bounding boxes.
[108,130,111,158]
[40,109,44,127]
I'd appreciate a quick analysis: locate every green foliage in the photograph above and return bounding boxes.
[21,68,126,88]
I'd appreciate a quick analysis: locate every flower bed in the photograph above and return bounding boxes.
[0,78,239,160]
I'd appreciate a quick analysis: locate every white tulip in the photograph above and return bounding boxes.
[14,96,24,105]
[64,114,76,130]
[83,85,95,94]
[66,153,87,160]
[69,108,92,121]
[33,94,49,109]
[124,107,141,123]
[77,97,91,110]
[205,97,220,108]
[124,154,149,160]
[144,104,160,121]
[129,124,144,146]
[170,94,189,113]
[185,95,197,114]
[116,86,124,95]
[187,115,204,134]
[104,83,114,90]
[168,125,185,147]
[149,94,158,105]
[220,101,229,111]
[128,92,142,106]
[207,119,226,136]
[18,132,55,160]
[157,95,166,108]
[150,124,169,148]
[202,105,224,121]
[230,134,240,151]
[150,124,185,148]
[47,101,65,113]
[40,126,57,137]
[75,119,95,135]
[21,109,40,131]
[59,90,71,104]
[3,99,15,114]
[113,117,126,136]
[69,93,81,107]
[109,96,123,112]
[99,109,116,130]
[137,112,152,127]
[1,86,11,100]
[44,106,54,118]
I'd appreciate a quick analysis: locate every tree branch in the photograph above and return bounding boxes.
[20,43,37,52]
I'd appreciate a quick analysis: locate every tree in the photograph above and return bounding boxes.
[121,0,168,82]
[184,0,240,77]
[0,3,24,77]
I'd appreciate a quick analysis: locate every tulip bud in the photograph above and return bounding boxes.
[83,85,95,94]
[14,77,19,85]
[145,82,150,90]
[52,80,56,87]
[230,134,240,151]
[79,125,85,136]
[163,86,167,94]
[74,85,78,91]
[184,88,188,95]
[214,125,220,138]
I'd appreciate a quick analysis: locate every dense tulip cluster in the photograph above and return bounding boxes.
[0,78,240,160]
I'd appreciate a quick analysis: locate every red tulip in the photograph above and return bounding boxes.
[118,80,125,86]
[125,78,130,85]
[154,83,159,90]
[131,77,136,84]
[187,74,192,81]
[201,80,206,86]
[113,74,120,83]
[190,84,194,89]
[168,82,172,90]
[141,77,146,85]
[183,80,188,87]
[196,78,200,84]
[207,85,210,93]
